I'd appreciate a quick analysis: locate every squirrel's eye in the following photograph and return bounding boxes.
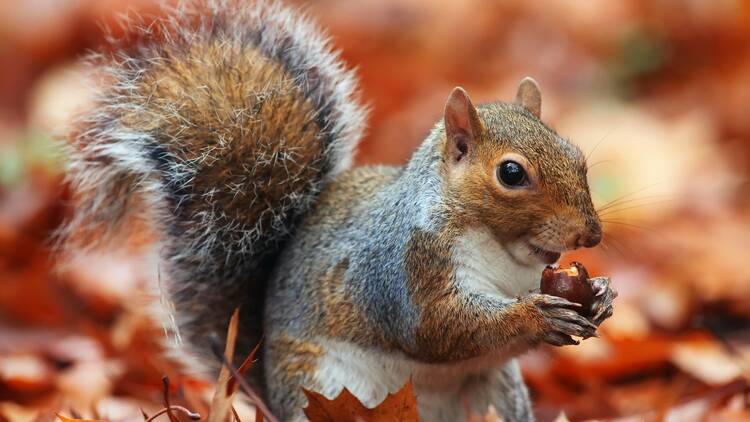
[497,161,528,187]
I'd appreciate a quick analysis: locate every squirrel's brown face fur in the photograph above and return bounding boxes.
[442,82,601,266]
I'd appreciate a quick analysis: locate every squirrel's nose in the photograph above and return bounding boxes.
[576,228,602,248]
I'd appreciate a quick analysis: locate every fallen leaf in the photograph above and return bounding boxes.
[207,308,240,422]
[552,412,571,422]
[0,402,44,422]
[671,340,745,385]
[0,354,55,394]
[226,339,261,395]
[56,413,106,422]
[303,379,418,422]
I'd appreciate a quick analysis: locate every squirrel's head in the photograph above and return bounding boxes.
[440,78,601,266]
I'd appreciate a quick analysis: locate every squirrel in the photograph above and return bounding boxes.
[61,0,616,420]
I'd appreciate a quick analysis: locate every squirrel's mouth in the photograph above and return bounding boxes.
[528,243,561,264]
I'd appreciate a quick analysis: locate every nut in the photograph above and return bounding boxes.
[540,261,595,316]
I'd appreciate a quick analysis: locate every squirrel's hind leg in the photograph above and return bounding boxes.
[461,360,535,422]
[262,334,323,421]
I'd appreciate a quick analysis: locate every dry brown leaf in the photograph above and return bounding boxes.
[552,412,571,422]
[0,402,45,422]
[0,354,55,393]
[226,339,261,395]
[303,379,418,422]
[56,414,106,422]
[207,308,240,422]
[671,339,745,385]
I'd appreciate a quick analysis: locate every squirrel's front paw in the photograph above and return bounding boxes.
[526,293,598,346]
[590,276,617,326]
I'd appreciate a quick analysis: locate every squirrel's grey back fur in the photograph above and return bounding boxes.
[61,0,366,381]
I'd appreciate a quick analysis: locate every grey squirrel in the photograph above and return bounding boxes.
[62,0,616,420]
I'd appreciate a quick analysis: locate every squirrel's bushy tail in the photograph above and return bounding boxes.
[62,0,366,377]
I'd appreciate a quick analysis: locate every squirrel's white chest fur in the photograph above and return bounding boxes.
[453,226,543,299]
[312,226,542,418]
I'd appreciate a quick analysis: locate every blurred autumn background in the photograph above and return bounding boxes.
[1,0,749,421]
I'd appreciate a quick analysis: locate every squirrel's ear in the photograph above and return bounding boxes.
[515,77,542,118]
[444,87,484,164]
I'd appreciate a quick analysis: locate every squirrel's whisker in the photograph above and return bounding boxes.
[596,194,672,213]
[586,159,614,170]
[584,128,615,163]
[593,183,663,211]
[601,219,657,234]
[598,198,674,216]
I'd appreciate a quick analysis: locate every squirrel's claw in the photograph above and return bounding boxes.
[543,332,579,347]
[590,277,617,326]
[527,293,599,346]
[533,294,582,309]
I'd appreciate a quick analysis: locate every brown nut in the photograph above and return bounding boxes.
[540,261,595,317]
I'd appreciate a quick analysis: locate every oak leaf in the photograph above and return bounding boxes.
[303,380,418,422]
